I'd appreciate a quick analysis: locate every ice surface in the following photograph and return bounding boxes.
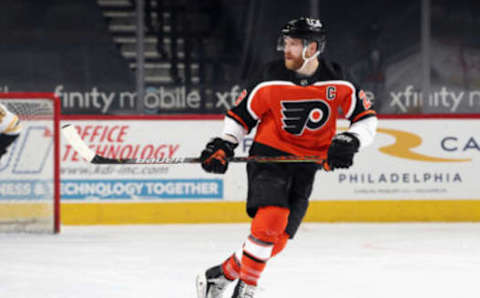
[1,223,479,298]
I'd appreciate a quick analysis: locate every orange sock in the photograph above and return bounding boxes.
[271,231,289,257]
[240,251,267,286]
[239,206,290,286]
[221,253,241,281]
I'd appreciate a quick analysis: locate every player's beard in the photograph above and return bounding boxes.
[284,55,304,71]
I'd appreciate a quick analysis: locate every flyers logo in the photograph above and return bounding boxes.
[281,100,330,135]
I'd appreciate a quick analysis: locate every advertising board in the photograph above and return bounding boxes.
[55,116,480,223]
[60,118,480,201]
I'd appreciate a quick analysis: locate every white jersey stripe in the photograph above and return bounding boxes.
[223,116,246,144]
[348,116,378,149]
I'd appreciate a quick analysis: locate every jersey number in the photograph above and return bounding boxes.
[281,100,331,135]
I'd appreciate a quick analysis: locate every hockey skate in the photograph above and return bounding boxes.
[231,280,256,298]
[196,265,233,298]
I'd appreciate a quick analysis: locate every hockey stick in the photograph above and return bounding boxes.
[61,124,326,166]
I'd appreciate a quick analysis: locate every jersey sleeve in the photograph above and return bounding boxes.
[349,87,377,123]
[226,65,271,133]
[339,82,377,124]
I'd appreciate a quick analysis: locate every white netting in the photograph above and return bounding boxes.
[0,96,58,233]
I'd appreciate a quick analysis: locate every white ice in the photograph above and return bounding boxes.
[1,223,479,298]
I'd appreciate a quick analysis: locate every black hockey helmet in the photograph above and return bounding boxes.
[277,17,327,54]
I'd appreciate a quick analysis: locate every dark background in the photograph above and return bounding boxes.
[0,0,478,114]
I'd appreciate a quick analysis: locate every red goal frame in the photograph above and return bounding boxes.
[0,92,61,233]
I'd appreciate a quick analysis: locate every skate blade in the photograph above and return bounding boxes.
[195,273,208,298]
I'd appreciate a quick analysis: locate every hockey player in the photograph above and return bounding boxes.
[196,17,378,298]
[0,103,22,159]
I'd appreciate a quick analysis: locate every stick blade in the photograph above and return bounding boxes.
[61,124,96,162]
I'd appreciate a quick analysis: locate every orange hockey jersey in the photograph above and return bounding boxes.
[227,59,376,158]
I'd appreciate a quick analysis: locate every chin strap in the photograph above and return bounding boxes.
[297,46,320,73]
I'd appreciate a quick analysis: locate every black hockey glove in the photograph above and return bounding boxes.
[327,132,360,170]
[200,137,237,174]
[0,133,19,159]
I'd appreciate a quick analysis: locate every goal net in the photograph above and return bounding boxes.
[0,93,60,233]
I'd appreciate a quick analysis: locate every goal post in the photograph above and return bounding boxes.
[0,93,60,233]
